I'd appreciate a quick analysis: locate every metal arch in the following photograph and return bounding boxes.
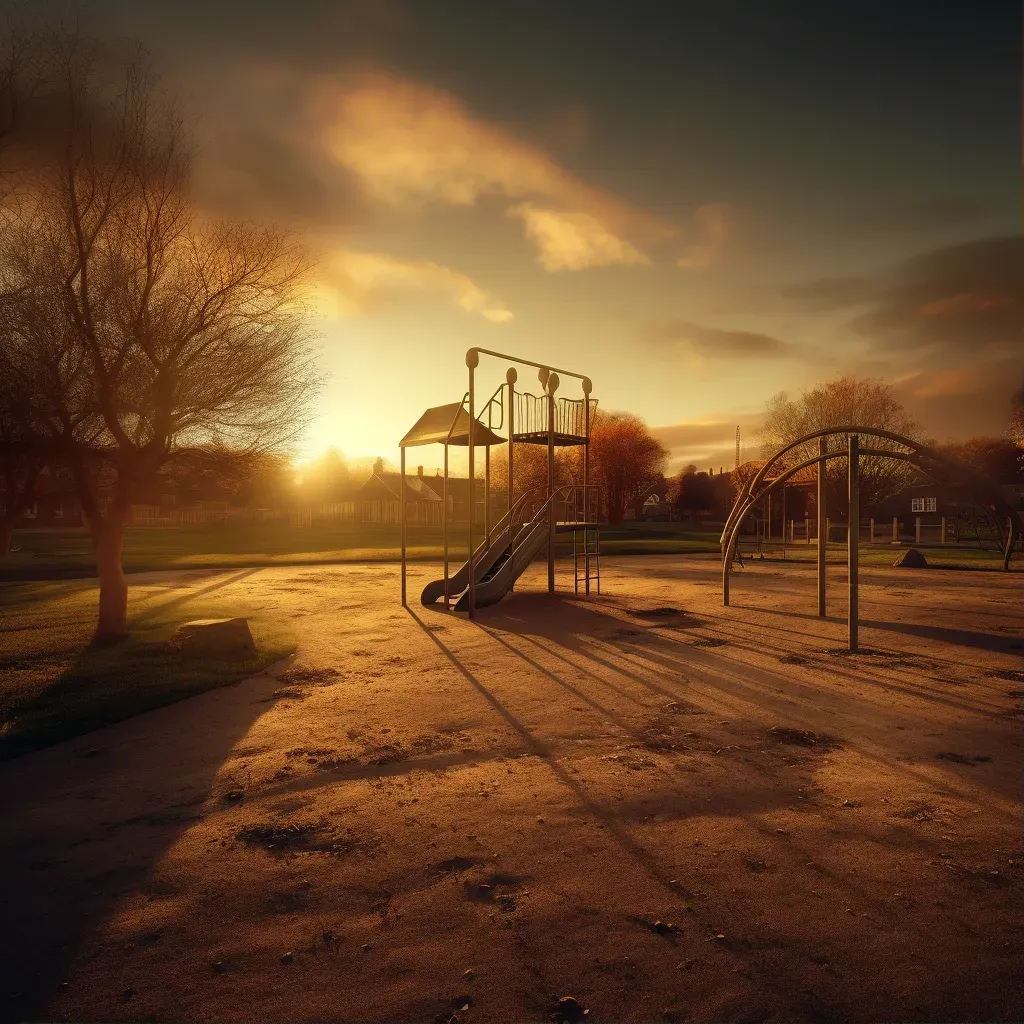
[722,448,919,604]
[722,432,1022,606]
[722,426,1022,566]
[721,425,928,546]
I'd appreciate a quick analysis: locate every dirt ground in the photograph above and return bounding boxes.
[2,556,1022,1023]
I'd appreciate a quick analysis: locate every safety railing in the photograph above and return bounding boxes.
[512,393,598,437]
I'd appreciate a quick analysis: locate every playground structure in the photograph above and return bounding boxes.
[399,348,600,617]
[721,426,1024,652]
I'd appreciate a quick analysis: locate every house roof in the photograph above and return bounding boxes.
[354,470,489,503]
[400,403,506,448]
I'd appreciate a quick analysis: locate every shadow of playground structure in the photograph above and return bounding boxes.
[0,587,283,1019]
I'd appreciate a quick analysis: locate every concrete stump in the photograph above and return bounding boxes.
[893,548,928,568]
[177,617,256,658]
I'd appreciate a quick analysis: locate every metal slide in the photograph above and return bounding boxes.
[419,521,516,607]
[420,491,536,608]
[452,516,549,611]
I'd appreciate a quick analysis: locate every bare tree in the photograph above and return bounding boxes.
[588,410,668,524]
[0,36,318,638]
[1010,376,1024,453]
[758,376,924,515]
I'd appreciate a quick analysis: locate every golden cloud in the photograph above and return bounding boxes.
[898,365,997,399]
[919,292,1014,316]
[677,203,732,269]
[319,250,512,322]
[314,72,669,270]
[508,203,650,271]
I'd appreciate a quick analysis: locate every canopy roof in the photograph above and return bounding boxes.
[400,402,506,448]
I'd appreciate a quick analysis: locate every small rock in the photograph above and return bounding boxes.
[712,933,726,941]
[893,548,928,569]
[280,952,294,965]
[225,789,244,802]
[322,930,334,943]
[464,969,474,980]
[210,960,225,973]
[551,995,589,1023]
[178,616,256,658]
[362,943,372,952]
[58,981,69,991]
[841,799,858,808]
[122,988,135,1002]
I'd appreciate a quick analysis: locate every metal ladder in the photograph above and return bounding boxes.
[573,524,601,594]
[568,486,601,595]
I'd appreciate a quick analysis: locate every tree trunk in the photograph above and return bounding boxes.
[0,519,13,557]
[93,518,129,641]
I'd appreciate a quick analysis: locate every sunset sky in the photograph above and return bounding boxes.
[84,0,1021,471]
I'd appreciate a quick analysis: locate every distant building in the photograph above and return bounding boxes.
[624,478,670,521]
[352,458,490,525]
[8,468,83,528]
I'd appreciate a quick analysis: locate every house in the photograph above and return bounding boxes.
[353,458,491,524]
[9,467,84,528]
[624,478,670,521]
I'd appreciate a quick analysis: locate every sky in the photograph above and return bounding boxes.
[71,0,1023,471]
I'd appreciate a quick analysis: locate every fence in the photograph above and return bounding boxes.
[782,517,957,544]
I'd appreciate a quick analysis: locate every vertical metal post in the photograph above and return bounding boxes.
[583,378,592,595]
[781,485,786,559]
[507,369,516,546]
[805,516,809,544]
[484,445,490,547]
[443,442,449,609]
[915,517,921,544]
[870,517,875,543]
[467,352,477,618]
[941,516,946,544]
[848,434,859,652]
[766,491,772,541]
[892,517,898,542]
[817,435,827,617]
[400,447,407,607]
[546,371,558,594]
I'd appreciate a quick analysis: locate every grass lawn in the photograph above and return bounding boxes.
[1,521,726,580]
[2,520,1015,580]
[0,579,294,760]
[747,537,1015,571]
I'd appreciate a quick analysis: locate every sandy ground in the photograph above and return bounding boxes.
[1,556,1022,1023]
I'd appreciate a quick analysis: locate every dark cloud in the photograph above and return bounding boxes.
[848,235,1021,357]
[894,356,1024,443]
[194,125,364,228]
[848,196,989,235]
[782,236,1022,361]
[648,319,791,360]
[779,276,871,309]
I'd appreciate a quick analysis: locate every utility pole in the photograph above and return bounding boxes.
[735,426,741,472]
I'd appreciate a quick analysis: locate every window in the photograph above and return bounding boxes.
[911,497,937,513]
[53,504,63,519]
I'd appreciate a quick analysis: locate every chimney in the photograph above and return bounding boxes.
[417,465,424,477]
[373,457,384,475]
[709,467,714,477]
